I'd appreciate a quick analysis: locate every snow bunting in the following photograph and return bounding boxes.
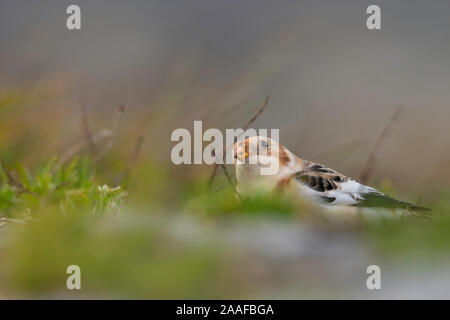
[233,136,430,216]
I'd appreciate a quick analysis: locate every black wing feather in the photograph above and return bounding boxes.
[354,192,431,212]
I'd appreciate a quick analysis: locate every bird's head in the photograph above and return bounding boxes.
[233,136,293,176]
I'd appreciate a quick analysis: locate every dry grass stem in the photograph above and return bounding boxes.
[360,106,404,184]
[208,95,270,196]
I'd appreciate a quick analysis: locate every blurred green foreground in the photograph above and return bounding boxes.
[1,88,450,299]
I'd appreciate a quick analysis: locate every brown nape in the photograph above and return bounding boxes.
[244,139,249,154]
[278,146,290,166]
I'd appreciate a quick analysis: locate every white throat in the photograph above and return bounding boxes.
[235,149,302,194]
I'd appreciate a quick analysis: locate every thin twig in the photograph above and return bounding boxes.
[208,95,270,194]
[0,163,41,199]
[242,95,271,131]
[208,163,219,189]
[220,163,241,199]
[360,106,404,184]
[115,135,145,185]
[55,129,113,171]
[92,105,126,164]
[56,105,125,170]
[112,105,126,135]
[80,102,97,153]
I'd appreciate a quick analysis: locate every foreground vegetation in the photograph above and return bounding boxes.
[1,89,450,298]
[0,154,449,298]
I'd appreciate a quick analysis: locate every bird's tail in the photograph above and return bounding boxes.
[355,192,432,218]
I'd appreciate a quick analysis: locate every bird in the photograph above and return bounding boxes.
[233,136,430,218]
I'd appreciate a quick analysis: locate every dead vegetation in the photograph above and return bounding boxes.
[208,95,270,197]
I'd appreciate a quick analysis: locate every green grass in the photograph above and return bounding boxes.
[184,181,301,218]
[0,150,450,298]
[0,157,241,298]
[1,211,235,299]
[0,157,126,218]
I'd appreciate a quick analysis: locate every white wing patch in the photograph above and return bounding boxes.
[326,179,379,205]
[294,173,429,214]
[294,174,380,206]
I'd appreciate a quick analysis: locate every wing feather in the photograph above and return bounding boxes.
[293,162,431,213]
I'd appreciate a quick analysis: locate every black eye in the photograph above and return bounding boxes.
[261,141,268,148]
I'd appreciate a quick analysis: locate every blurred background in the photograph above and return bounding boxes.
[0,0,450,299]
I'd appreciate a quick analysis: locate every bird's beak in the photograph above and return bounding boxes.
[234,145,249,161]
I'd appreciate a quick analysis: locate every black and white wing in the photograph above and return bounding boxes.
[293,163,430,212]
